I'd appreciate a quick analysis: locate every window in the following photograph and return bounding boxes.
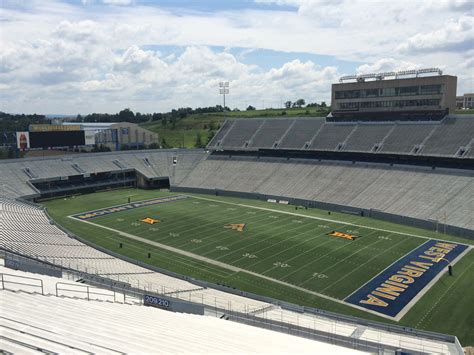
[380,87,396,97]
[361,89,379,97]
[338,102,359,110]
[420,84,442,94]
[398,86,419,96]
[359,99,440,109]
[335,90,360,99]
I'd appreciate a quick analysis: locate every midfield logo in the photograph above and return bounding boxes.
[224,223,246,232]
[140,217,160,225]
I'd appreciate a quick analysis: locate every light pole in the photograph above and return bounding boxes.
[219,82,229,110]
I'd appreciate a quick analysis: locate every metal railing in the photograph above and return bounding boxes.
[0,273,44,295]
[55,281,140,304]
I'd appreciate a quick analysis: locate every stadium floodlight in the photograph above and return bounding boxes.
[219,82,230,109]
[339,68,442,82]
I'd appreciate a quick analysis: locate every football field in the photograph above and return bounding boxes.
[64,191,469,320]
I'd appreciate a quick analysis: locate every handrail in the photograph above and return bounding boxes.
[55,281,128,303]
[0,273,44,295]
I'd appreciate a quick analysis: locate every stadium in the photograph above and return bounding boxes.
[1,67,473,354]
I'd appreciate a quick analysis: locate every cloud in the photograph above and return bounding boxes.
[102,0,133,4]
[0,0,472,113]
[356,58,421,75]
[82,0,134,5]
[114,45,165,74]
[397,16,474,53]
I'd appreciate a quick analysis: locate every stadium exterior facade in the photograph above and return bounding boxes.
[331,69,457,120]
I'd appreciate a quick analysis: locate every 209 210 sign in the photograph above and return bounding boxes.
[144,294,170,309]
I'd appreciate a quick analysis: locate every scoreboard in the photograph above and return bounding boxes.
[29,131,86,148]
[16,130,86,149]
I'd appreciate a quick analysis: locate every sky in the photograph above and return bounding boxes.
[0,0,473,114]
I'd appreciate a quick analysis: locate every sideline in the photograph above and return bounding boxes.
[186,194,470,246]
[68,215,396,320]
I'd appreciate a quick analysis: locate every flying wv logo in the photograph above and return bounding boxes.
[224,224,246,232]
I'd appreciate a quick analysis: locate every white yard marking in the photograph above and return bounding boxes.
[320,236,406,293]
[242,253,258,259]
[68,215,400,320]
[215,246,229,251]
[312,272,328,279]
[273,262,291,268]
[185,194,469,246]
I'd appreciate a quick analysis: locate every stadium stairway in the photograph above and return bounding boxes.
[0,266,367,354]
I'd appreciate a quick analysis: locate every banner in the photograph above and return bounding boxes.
[16,132,30,150]
[85,131,96,145]
[29,124,81,132]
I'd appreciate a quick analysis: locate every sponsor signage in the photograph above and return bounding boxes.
[29,124,81,132]
[16,132,30,150]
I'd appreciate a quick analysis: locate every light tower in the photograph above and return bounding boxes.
[219,82,229,109]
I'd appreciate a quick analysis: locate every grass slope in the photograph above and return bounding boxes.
[140,108,327,148]
[42,188,474,345]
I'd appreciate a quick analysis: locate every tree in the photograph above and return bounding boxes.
[161,138,171,149]
[295,99,305,108]
[195,132,205,148]
[285,101,292,109]
[207,130,215,144]
[320,101,327,107]
[246,105,256,111]
[118,108,134,122]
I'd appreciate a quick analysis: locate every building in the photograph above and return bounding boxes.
[456,93,474,109]
[63,122,159,150]
[330,68,457,121]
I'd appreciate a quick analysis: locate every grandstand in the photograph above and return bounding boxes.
[2,267,361,354]
[2,198,464,354]
[1,111,473,353]
[208,115,474,158]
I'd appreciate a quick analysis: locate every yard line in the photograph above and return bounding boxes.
[215,216,320,264]
[280,229,380,282]
[259,231,345,275]
[70,215,396,319]
[319,235,407,293]
[298,230,385,288]
[414,250,474,327]
[185,194,469,246]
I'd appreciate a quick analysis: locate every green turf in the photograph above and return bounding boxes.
[42,188,474,345]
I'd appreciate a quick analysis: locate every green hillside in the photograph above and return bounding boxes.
[140,107,329,148]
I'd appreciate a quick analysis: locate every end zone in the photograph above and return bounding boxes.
[345,239,469,319]
[70,195,189,220]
